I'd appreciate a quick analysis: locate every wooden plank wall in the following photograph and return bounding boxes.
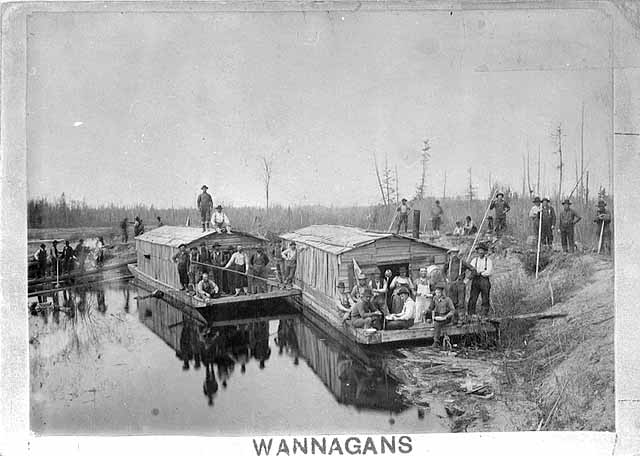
[295,246,340,299]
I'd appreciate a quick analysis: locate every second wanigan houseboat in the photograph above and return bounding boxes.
[128,226,301,308]
[281,225,496,345]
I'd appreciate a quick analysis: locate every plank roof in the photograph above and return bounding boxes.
[135,225,267,248]
[280,224,446,255]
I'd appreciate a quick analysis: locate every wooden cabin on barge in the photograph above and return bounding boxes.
[129,226,301,308]
[280,225,496,345]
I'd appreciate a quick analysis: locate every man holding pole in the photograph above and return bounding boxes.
[558,199,582,253]
[594,200,612,255]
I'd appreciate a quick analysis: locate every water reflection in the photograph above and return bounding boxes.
[137,293,409,413]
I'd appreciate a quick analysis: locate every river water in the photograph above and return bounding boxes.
[29,281,447,435]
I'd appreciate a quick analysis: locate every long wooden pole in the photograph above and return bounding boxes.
[597,220,605,254]
[387,212,398,233]
[466,189,497,262]
[535,209,543,279]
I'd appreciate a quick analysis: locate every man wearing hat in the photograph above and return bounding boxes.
[385,286,416,330]
[430,200,444,236]
[529,196,542,235]
[540,197,556,248]
[335,282,352,321]
[427,283,456,348]
[33,243,48,278]
[350,274,369,305]
[197,185,214,232]
[558,199,582,253]
[350,287,382,330]
[49,240,61,277]
[212,205,232,233]
[443,247,467,323]
[593,200,612,255]
[490,192,510,235]
[396,198,411,234]
[172,243,191,291]
[281,241,298,287]
[467,242,493,317]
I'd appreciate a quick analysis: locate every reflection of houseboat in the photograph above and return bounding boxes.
[136,289,408,412]
[280,225,496,345]
[128,226,301,308]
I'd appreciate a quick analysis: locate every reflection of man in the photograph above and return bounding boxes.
[197,273,219,300]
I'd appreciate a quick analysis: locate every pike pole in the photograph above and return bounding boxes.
[535,209,543,279]
[597,219,605,254]
[466,189,498,262]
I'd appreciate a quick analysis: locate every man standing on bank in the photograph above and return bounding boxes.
[540,197,556,248]
[396,198,411,234]
[558,199,582,253]
[467,242,493,318]
[197,185,214,232]
[489,192,510,236]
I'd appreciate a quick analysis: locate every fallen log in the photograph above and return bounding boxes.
[489,311,568,323]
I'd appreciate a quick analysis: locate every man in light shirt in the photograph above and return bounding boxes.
[385,287,415,330]
[281,242,297,287]
[427,283,456,348]
[395,198,411,234]
[466,242,493,317]
[212,205,232,233]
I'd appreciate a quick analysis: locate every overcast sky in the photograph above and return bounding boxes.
[26,8,619,208]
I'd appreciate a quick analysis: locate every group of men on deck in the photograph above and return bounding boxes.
[32,237,105,279]
[334,242,494,348]
[172,239,298,300]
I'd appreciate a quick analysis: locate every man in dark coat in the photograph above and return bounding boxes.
[539,197,556,248]
[172,243,191,291]
[33,244,48,278]
[61,240,76,275]
[197,185,214,232]
[558,199,582,253]
[594,200,612,255]
[249,247,270,294]
[489,192,510,235]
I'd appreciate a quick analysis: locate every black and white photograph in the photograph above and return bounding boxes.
[2,0,640,453]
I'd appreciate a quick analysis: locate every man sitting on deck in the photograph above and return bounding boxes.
[197,273,220,301]
[349,274,368,306]
[427,283,456,348]
[335,282,352,321]
[385,287,415,330]
[349,288,382,330]
[212,205,232,233]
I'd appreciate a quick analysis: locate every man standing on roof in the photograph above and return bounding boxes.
[467,242,493,318]
[197,185,214,232]
[212,205,232,233]
[281,241,297,288]
[559,199,582,253]
[430,200,444,236]
[489,192,510,236]
[156,216,164,227]
[396,198,411,234]
[172,243,191,291]
[540,197,556,248]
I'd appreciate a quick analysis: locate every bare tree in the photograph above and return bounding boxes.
[382,152,396,206]
[260,152,275,211]
[552,124,565,206]
[372,152,387,205]
[415,139,431,200]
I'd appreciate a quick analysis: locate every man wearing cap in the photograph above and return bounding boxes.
[540,197,556,248]
[443,247,467,324]
[529,197,542,235]
[212,205,232,233]
[281,241,297,287]
[467,242,493,317]
[350,287,382,330]
[396,198,411,234]
[196,272,220,301]
[33,243,48,278]
[558,200,582,253]
[490,192,510,235]
[335,282,352,321]
[427,283,456,348]
[172,243,191,291]
[197,185,214,232]
[594,200,612,255]
[385,286,416,330]
[430,200,444,236]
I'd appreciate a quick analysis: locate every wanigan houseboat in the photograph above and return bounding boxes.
[128,226,301,308]
[280,225,496,345]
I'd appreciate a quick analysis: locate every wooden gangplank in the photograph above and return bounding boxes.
[129,264,301,309]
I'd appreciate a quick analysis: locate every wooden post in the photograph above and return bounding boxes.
[535,209,543,279]
[412,210,421,239]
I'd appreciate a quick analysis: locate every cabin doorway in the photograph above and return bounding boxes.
[377,263,409,285]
